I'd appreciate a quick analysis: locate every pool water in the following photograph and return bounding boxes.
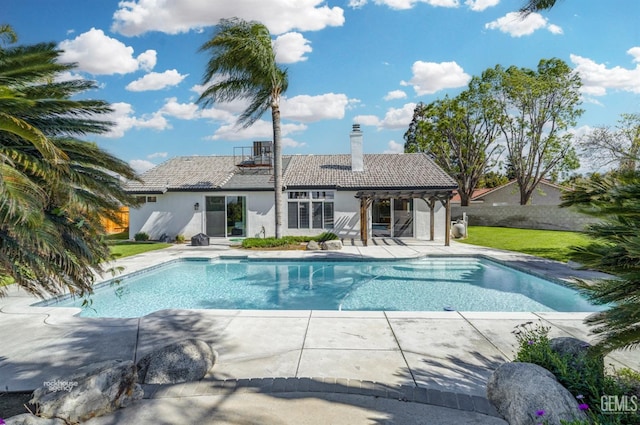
[46,258,603,318]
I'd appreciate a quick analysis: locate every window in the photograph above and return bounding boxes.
[135,196,146,204]
[288,191,334,229]
[146,196,157,203]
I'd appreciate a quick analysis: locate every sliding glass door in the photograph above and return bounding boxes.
[205,196,246,237]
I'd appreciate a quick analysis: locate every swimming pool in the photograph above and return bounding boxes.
[42,257,602,317]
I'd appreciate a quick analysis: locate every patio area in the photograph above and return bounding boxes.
[1,240,638,424]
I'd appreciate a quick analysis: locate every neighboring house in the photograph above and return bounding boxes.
[452,180,568,206]
[125,126,458,244]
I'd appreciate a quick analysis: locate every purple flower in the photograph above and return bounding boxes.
[528,340,535,345]
[576,394,584,400]
[0,418,5,425]
[536,409,546,417]
[579,403,589,411]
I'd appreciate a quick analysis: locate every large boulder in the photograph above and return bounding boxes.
[136,339,218,384]
[487,362,587,425]
[321,240,342,250]
[30,360,143,423]
[4,415,65,425]
[306,240,321,251]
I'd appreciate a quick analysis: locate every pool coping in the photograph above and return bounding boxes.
[1,239,635,411]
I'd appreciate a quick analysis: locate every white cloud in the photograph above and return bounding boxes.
[383,140,405,154]
[126,69,188,91]
[58,28,156,75]
[354,115,382,126]
[355,103,417,130]
[130,159,156,174]
[465,0,499,12]
[384,90,407,101]
[147,152,168,159]
[159,97,199,119]
[484,12,562,37]
[208,119,306,141]
[627,46,640,63]
[348,0,368,7]
[100,102,171,138]
[367,0,459,10]
[281,137,307,149]
[274,32,312,64]
[112,0,345,36]
[380,103,417,129]
[570,51,640,96]
[281,93,352,122]
[401,61,470,95]
[137,50,157,71]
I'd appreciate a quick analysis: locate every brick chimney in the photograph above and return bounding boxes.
[350,123,364,172]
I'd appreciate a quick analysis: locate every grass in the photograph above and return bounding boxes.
[108,241,172,258]
[458,226,591,262]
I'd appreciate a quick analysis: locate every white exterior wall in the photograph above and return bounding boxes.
[129,190,449,241]
[129,192,203,240]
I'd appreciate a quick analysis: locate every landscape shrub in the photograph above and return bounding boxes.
[513,322,639,425]
[134,232,150,241]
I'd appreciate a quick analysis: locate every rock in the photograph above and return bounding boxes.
[550,337,604,381]
[321,240,342,250]
[487,362,587,425]
[4,414,65,425]
[306,240,321,250]
[137,339,218,384]
[30,360,142,423]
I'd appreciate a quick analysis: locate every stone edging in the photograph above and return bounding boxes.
[141,377,501,418]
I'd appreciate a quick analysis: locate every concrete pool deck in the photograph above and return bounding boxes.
[1,239,638,424]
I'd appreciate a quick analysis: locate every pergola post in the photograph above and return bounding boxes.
[359,196,369,246]
[428,198,435,241]
[445,196,451,246]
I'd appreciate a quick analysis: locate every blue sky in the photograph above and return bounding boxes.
[5,0,640,174]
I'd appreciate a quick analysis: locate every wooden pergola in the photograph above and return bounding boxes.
[354,189,455,246]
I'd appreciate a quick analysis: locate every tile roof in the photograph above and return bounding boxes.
[124,153,457,193]
[283,154,457,189]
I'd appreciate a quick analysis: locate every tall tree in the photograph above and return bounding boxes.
[490,59,582,205]
[198,18,288,238]
[0,31,138,297]
[520,0,558,14]
[561,172,640,353]
[403,72,503,206]
[579,113,640,172]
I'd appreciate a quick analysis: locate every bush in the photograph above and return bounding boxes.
[134,232,150,241]
[513,321,640,425]
[175,234,186,243]
[315,232,339,242]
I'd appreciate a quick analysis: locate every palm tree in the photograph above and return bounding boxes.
[561,172,640,353]
[520,0,558,14]
[198,18,288,238]
[0,30,138,297]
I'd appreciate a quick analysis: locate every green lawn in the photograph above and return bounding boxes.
[108,241,172,258]
[458,226,592,262]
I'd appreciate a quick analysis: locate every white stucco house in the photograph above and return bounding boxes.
[125,126,458,245]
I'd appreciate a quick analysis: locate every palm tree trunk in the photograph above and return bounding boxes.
[272,104,283,238]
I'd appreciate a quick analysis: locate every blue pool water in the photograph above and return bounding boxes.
[45,257,602,317]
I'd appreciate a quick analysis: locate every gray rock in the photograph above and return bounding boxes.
[487,362,587,425]
[137,339,218,384]
[306,240,321,250]
[321,240,342,250]
[30,360,142,423]
[4,414,65,425]
[550,337,603,379]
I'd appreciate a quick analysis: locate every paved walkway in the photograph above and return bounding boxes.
[1,240,638,424]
